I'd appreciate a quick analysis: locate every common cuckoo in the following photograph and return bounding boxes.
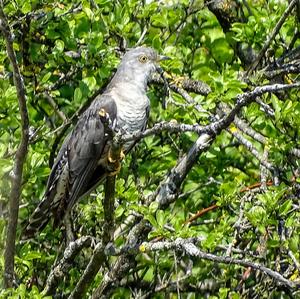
[23,47,168,238]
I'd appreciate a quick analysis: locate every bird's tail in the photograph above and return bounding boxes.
[22,197,52,240]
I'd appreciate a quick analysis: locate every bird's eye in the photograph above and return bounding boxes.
[138,55,149,63]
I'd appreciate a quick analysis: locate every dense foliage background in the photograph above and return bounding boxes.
[1,0,300,298]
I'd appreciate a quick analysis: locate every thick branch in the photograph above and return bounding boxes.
[154,133,213,207]
[0,7,29,288]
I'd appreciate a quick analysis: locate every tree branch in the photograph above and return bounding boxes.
[90,81,300,297]
[91,220,151,298]
[120,82,300,146]
[43,236,94,295]
[42,92,68,123]
[153,133,213,207]
[68,242,105,299]
[0,6,29,288]
[141,238,298,290]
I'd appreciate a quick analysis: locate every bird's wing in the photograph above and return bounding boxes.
[23,95,117,238]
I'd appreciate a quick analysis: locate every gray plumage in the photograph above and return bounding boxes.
[23,47,167,238]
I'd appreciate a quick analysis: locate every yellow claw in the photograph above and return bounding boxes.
[108,153,116,163]
[108,148,125,163]
[163,71,172,80]
[120,149,125,160]
[107,162,121,176]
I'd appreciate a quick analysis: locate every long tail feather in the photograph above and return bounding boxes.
[22,197,52,239]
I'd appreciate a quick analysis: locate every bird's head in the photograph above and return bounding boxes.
[117,47,169,87]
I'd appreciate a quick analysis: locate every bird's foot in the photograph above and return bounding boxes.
[162,72,186,87]
[107,162,121,176]
[107,148,125,175]
[170,75,186,87]
[107,148,125,163]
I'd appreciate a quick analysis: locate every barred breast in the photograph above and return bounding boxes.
[110,83,150,151]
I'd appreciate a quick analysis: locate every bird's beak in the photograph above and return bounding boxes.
[158,55,170,61]
[156,55,170,73]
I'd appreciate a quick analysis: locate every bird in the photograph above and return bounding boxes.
[23,46,169,238]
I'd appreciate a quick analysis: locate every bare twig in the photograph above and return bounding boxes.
[260,148,269,189]
[136,26,148,46]
[226,195,247,256]
[288,250,300,273]
[43,92,68,123]
[264,63,300,79]
[228,127,275,171]
[0,7,29,288]
[255,97,275,117]
[233,116,266,144]
[185,204,218,224]
[150,73,211,96]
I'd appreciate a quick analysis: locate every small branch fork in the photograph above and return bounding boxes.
[0,6,30,288]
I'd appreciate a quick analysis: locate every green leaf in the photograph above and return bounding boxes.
[156,210,165,228]
[82,76,97,92]
[211,38,234,64]
[55,39,64,53]
[74,87,82,102]
[41,72,52,84]
[115,205,125,218]
[279,199,292,216]
[149,201,159,214]
[246,206,267,227]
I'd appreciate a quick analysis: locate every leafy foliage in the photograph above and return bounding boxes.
[1,0,300,298]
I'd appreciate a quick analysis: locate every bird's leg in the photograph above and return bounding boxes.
[99,107,125,175]
[108,148,125,163]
